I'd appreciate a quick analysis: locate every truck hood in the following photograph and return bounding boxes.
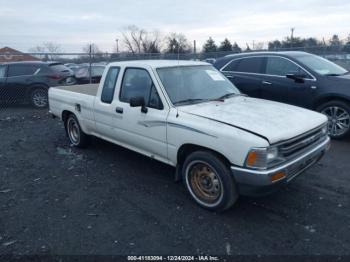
[179,96,327,144]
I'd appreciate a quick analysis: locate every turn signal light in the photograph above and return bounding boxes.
[270,172,286,182]
[246,151,258,166]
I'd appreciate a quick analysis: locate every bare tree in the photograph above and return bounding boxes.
[121,25,146,54]
[28,46,46,59]
[43,42,62,60]
[82,43,102,55]
[164,33,191,54]
[81,43,105,62]
[121,25,161,54]
[28,42,62,60]
[142,30,162,53]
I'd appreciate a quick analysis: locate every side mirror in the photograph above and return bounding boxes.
[130,96,148,113]
[286,74,305,83]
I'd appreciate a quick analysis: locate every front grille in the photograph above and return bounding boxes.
[286,153,321,180]
[279,127,326,158]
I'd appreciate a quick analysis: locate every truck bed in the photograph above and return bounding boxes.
[53,84,99,96]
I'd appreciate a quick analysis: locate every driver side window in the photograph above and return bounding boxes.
[265,57,312,79]
[120,68,163,110]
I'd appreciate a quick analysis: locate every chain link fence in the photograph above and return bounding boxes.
[0,45,349,113]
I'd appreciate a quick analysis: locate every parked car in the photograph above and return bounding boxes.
[0,61,75,108]
[203,58,216,64]
[64,63,78,68]
[49,60,330,211]
[74,65,106,84]
[214,51,350,139]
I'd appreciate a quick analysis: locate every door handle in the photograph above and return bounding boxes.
[226,75,234,79]
[115,107,123,114]
[262,81,272,85]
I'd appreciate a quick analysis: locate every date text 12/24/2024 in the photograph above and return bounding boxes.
[127,256,220,261]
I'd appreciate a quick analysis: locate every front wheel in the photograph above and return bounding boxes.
[182,151,239,211]
[317,100,350,139]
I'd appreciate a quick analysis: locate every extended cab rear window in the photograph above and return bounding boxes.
[101,67,120,103]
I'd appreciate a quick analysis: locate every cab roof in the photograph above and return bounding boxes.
[108,60,210,69]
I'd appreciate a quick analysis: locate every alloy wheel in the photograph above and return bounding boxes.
[322,106,350,137]
[32,90,48,108]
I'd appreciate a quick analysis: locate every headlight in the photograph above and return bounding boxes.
[245,146,282,169]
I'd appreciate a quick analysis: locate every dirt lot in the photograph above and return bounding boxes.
[0,107,349,256]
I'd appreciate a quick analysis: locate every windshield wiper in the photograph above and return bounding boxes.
[325,73,342,76]
[215,93,242,101]
[173,98,210,105]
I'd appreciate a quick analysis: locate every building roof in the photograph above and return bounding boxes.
[0,47,40,63]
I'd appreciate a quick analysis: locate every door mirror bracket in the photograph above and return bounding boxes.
[286,74,305,83]
[130,96,148,113]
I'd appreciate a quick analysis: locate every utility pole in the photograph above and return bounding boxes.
[89,44,92,84]
[193,40,197,60]
[115,38,119,53]
[290,28,295,48]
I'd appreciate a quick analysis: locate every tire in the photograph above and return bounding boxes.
[65,114,90,148]
[317,100,350,139]
[30,88,48,108]
[182,151,239,211]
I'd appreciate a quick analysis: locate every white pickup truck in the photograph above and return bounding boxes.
[49,60,330,211]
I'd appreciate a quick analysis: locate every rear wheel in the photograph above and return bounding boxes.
[182,151,238,211]
[317,100,350,139]
[65,114,90,147]
[30,88,48,108]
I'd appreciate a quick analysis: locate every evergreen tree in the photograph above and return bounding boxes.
[232,42,241,53]
[218,38,233,52]
[202,37,218,53]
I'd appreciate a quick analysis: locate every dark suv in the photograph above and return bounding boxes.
[0,61,75,108]
[214,51,350,139]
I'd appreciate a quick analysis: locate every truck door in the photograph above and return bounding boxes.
[112,67,168,161]
[93,66,124,139]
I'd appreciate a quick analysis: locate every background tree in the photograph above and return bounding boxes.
[142,30,161,53]
[121,25,161,54]
[232,42,242,53]
[343,34,350,53]
[202,37,217,53]
[82,43,104,60]
[329,34,342,52]
[29,42,62,60]
[218,38,232,52]
[268,40,282,50]
[122,25,146,54]
[28,45,46,59]
[164,33,191,54]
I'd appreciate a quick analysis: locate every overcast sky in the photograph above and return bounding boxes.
[0,0,349,52]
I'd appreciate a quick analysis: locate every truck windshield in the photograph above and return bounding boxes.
[296,54,348,76]
[157,65,240,105]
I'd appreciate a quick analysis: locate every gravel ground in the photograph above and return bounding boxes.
[0,107,349,256]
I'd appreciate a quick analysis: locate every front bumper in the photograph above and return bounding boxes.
[231,137,331,196]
